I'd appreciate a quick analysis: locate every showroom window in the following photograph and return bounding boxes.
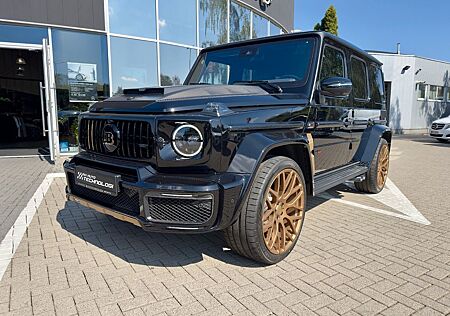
[270,23,282,36]
[252,13,269,38]
[160,44,197,86]
[108,0,156,39]
[199,0,228,48]
[52,29,109,152]
[159,0,197,46]
[417,83,426,99]
[230,1,251,42]
[0,23,48,44]
[110,37,158,94]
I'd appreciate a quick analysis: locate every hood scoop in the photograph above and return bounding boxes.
[123,87,165,95]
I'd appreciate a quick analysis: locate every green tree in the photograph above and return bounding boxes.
[314,5,338,36]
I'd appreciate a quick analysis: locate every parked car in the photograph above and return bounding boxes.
[429,116,450,143]
[63,32,391,264]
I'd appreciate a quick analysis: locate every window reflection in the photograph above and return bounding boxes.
[159,0,196,46]
[160,44,197,86]
[270,23,282,36]
[0,23,47,44]
[230,1,251,42]
[110,37,157,94]
[199,0,228,48]
[52,29,109,152]
[252,13,268,39]
[109,0,156,39]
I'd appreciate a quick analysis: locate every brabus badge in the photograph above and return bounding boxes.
[102,123,120,152]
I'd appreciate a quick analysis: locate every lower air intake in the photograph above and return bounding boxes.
[146,195,213,225]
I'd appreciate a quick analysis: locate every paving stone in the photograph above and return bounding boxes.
[0,138,450,316]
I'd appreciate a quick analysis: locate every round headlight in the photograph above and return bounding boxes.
[172,124,203,157]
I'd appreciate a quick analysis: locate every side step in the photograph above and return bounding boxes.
[313,163,368,195]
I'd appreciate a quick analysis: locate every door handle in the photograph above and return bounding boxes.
[39,82,49,136]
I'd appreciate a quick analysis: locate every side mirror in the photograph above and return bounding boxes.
[320,77,352,98]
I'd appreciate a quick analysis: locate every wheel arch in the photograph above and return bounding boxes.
[226,131,314,224]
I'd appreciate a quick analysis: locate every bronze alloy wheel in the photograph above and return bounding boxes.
[377,144,390,188]
[262,169,305,255]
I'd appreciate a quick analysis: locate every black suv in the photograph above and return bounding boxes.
[64,32,391,264]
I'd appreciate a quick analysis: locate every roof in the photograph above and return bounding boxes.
[201,31,382,65]
[368,51,450,66]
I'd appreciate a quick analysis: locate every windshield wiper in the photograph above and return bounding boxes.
[232,80,283,94]
[189,82,212,85]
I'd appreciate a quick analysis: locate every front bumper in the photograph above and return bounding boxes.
[64,153,247,233]
[429,127,450,139]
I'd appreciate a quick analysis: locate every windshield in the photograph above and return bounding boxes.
[187,38,315,88]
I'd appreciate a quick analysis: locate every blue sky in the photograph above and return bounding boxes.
[294,0,450,62]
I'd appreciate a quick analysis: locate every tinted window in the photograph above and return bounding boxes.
[160,44,197,86]
[188,39,314,86]
[320,46,345,80]
[159,0,196,46]
[110,37,157,94]
[230,1,251,42]
[369,65,385,106]
[199,0,228,48]
[350,57,368,99]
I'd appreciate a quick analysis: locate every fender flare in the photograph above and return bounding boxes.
[352,125,392,165]
[225,131,312,224]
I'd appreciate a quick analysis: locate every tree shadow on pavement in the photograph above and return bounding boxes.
[407,137,450,148]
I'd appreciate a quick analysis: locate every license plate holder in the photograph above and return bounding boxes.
[430,130,439,135]
[74,166,121,196]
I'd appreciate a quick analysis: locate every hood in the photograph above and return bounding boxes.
[90,85,308,114]
[433,116,450,124]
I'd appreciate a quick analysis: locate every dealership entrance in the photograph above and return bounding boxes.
[0,41,58,159]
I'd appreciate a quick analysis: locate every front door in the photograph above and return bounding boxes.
[312,44,352,173]
[0,40,58,160]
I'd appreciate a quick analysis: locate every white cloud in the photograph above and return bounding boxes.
[120,76,138,82]
[158,19,167,28]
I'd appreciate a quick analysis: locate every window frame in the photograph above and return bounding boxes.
[349,55,370,102]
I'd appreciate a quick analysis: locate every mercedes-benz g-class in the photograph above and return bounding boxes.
[64,32,391,264]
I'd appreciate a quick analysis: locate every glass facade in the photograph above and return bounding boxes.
[108,0,156,39]
[52,29,109,152]
[199,0,228,48]
[160,44,197,86]
[110,37,158,94]
[0,24,47,44]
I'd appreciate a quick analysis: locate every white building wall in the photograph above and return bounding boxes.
[371,53,450,134]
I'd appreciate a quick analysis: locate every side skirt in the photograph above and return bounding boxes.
[313,162,368,195]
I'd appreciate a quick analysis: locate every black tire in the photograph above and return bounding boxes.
[355,138,390,194]
[223,157,307,265]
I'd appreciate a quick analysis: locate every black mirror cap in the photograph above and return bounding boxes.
[320,77,353,98]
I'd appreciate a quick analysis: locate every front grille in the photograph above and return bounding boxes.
[431,123,445,130]
[68,173,140,217]
[79,118,153,159]
[146,195,213,225]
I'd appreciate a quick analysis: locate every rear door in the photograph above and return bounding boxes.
[348,58,385,160]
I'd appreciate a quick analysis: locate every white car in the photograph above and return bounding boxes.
[429,116,450,143]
